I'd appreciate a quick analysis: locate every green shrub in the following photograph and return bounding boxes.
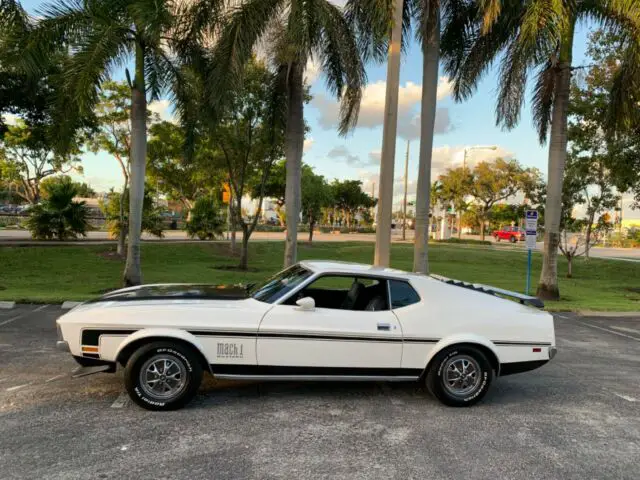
[100,188,165,239]
[25,181,90,240]
[186,196,225,240]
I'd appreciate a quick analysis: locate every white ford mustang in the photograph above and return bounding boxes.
[56,260,557,410]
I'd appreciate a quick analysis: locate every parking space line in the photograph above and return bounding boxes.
[0,305,48,327]
[45,374,66,383]
[569,319,640,342]
[6,383,31,392]
[613,393,637,402]
[111,392,131,408]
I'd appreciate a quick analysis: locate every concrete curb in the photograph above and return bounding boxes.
[0,301,15,309]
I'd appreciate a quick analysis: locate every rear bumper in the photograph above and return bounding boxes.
[499,360,549,376]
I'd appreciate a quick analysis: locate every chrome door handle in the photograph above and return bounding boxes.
[377,323,391,331]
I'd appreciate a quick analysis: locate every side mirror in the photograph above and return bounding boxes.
[295,296,315,311]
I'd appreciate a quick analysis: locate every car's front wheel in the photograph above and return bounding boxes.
[426,345,493,407]
[509,235,517,243]
[124,341,203,411]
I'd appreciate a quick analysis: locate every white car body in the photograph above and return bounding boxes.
[57,260,556,383]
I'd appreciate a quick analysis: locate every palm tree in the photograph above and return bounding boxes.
[205,0,365,267]
[9,0,220,286]
[441,1,640,300]
[347,0,468,273]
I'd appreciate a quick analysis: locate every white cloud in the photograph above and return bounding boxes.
[303,137,314,152]
[148,99,176,123]
[312,77,454,139]
[328,145,380,168]
[355,144,514,209]
[305,59,321,85]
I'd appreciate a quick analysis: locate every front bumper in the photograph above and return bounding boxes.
[56,340,70,352]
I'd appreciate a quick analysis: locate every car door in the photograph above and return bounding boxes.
[256,275,403,375]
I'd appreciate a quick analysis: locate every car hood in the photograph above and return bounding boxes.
[89,283,250,303]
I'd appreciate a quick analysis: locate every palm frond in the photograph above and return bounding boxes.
[581,0,640,32]
[517,0,566,62]
[441,3,518,102]
[495,38,531,130]
[345,0,412,65]
[608,36,640,132]
[532,60,557,144]
[313,0,366,135]
[478,0,502,34]
[206,0,285,112]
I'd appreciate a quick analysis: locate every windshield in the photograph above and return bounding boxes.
[250,265,313,303]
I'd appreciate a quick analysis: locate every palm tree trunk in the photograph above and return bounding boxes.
[117,182,127,257]
[537,23,575,301]
[283,62,304,267]
[375,0,405,267]
[123,43,147,287]
[413,6,440,273]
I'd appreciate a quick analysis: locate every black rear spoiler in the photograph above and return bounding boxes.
[431,274,544,309]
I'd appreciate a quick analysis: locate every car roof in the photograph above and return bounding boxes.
[298,260,419,280]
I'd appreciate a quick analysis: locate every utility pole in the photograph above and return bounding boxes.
[402,140,410,241]
[374,0,405,267]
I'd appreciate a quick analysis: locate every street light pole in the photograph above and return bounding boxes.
[374,0,404,267]
[402,140,410,241]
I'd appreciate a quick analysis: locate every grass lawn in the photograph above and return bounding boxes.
[0,241,638,311]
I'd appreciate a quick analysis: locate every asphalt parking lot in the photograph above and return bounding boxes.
[0,306,639,479]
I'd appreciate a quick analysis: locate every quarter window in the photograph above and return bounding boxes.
[389,280,420,308]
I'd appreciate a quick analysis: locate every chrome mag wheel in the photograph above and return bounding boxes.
[442,355,481,396]
[139,354,188,401]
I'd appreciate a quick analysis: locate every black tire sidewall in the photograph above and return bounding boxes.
[124,342,203,411]
[510,236,516,243]
[428,346,493,407]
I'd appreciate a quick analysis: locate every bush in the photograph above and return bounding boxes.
[186,196,225,240]
[433,238,492,246]
[25,181,90,240]
[254,224,286,232]
[100,188,165,239]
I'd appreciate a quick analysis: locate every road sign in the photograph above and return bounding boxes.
[524,210,538,295]
[525,210,538,230]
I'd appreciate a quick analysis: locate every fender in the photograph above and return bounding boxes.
[114,328,211,370]
[422,333,501,375]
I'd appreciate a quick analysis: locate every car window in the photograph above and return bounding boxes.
[389,280,420,309]
[250,265,313,303]
[294,275,389,311]
[308,276,378,290]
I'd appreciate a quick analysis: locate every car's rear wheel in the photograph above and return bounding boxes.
[124,341,203,411]
[426,345,493,407]
[509,235,517,243]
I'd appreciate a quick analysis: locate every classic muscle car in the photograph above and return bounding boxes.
[56,260,556,410]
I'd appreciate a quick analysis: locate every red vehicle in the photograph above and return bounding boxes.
[493,226,525,243]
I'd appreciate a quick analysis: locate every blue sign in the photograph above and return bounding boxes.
[525,210,538,220]
[526,230,537,236]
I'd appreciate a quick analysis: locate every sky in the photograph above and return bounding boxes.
[8,0,638,220]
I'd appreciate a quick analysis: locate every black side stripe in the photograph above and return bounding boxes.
[210,364,423,377]
[80,329,550,347]
[82,329,137,346]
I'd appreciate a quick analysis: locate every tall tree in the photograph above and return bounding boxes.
[207,0,365,268]
[10,0,219,286]
[301,168,333,242]
[0,121,83,203]
[435,166,473,238]
[347,0,468,272]
[332,179,376,230]
[207,59,286,270]
[87,81,133,256]
[442,1,640,300]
